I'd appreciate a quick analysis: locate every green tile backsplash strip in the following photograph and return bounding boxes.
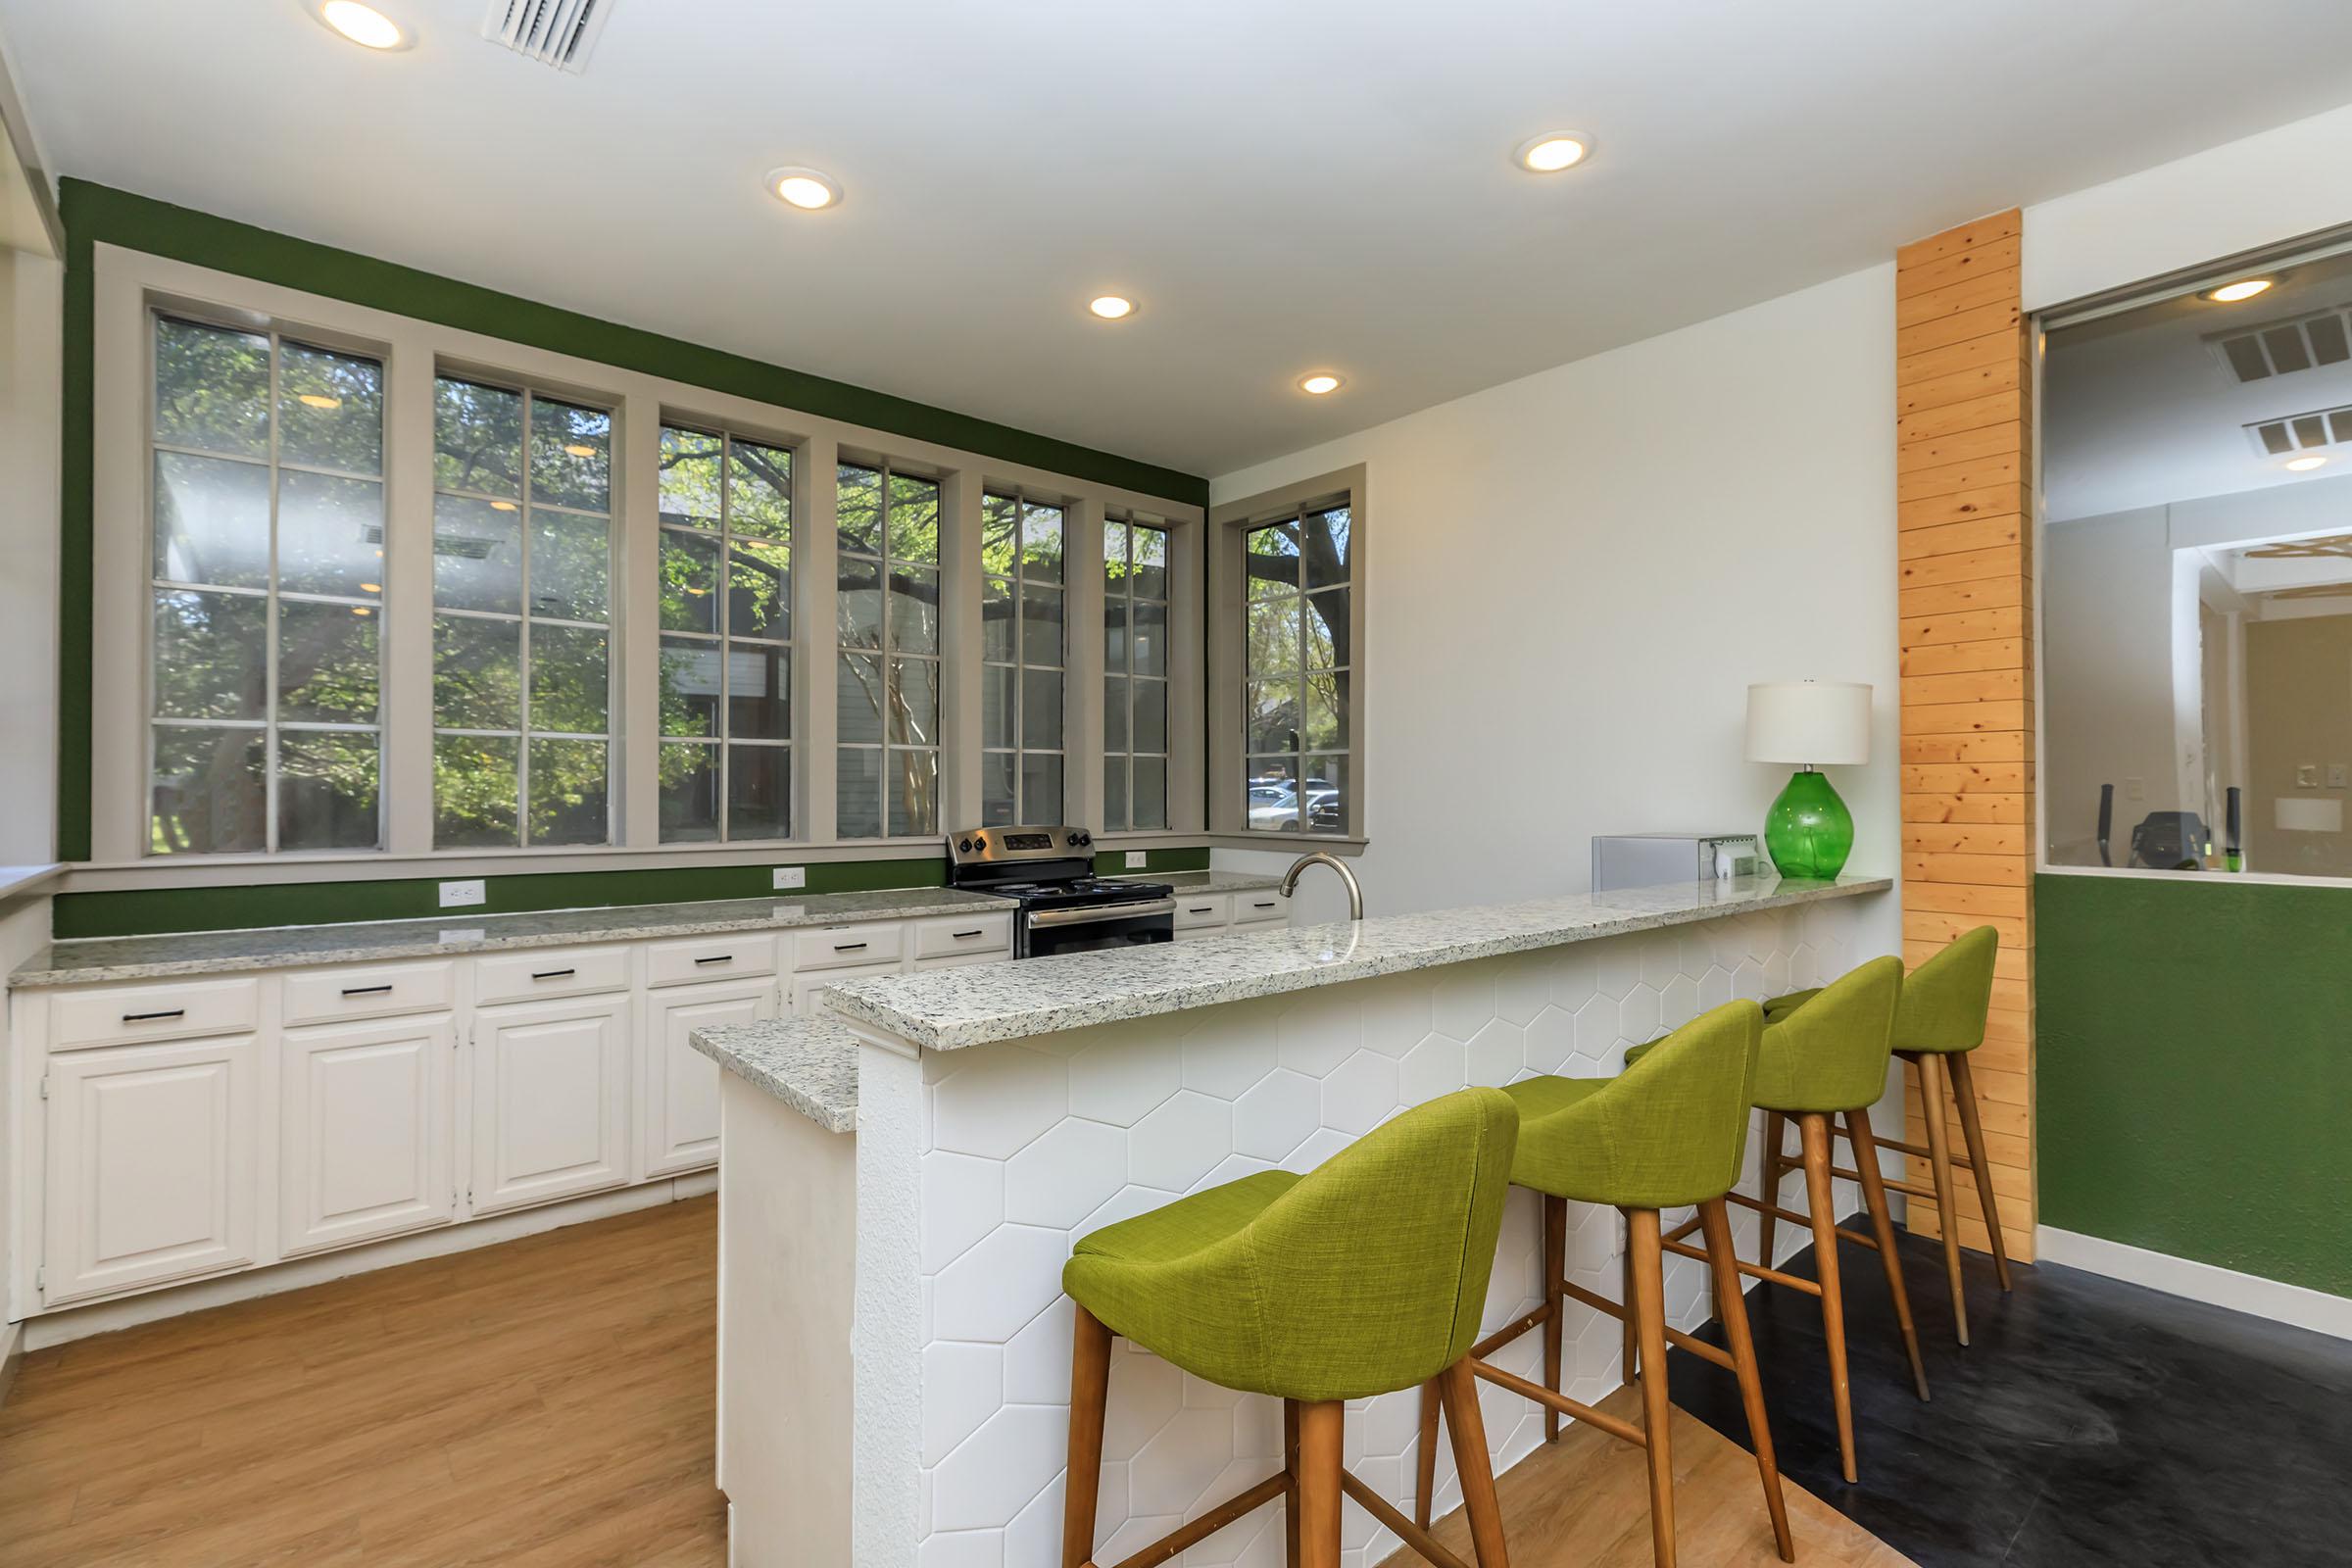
[53,846,1213,940]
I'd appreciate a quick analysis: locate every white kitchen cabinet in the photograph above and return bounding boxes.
[41,1034,261,1306]
[469,994,630,1216]
[278,1014,456,1257]
[793,962,901,1019]
[641,977,775,1179]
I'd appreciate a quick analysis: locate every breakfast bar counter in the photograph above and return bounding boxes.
[698,873,1891,1568]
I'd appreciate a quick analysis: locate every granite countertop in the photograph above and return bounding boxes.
[821,874,1893,1052]
[689,1016,859,1134]
[11,886,1009,988]
[1137,870,1286,897]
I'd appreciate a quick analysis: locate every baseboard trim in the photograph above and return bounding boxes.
[24,1170,717,1351]
[2036,1225,2352,1343]
[0,1318,22,1407]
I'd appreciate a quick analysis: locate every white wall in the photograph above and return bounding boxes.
[1209,265,1901,957]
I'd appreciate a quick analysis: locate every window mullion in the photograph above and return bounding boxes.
[615,388,663,848]
[381,333,439,855]
[1066,496,1106,834]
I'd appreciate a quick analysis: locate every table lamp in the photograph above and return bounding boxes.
[1745,680,1871,879]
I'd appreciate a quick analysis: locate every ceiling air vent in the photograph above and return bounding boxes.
[2244,402,2352,458]
[2209,306,2352,384]
[480,0,612,73]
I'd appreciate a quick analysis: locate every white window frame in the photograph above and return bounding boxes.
[1101,511,1173,832]
[980,488,1070,826]
[85,243,1206,885]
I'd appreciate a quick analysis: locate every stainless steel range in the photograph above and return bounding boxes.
[945,825,1176,958]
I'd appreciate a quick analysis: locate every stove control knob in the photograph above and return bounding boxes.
[958,839,973,853]
[1076,830,1093,847]
[1065,831,1081,847]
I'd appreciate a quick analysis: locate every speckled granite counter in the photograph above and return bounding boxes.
[10,886,1007,987]
[689,1017,858,1133]
[1133,869,1285,896]
[821,873,1890,1051]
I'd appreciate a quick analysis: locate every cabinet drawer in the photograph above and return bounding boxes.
[1172,894,1230,930]
[50,977,261,1052]
[282,960,457,1026]
[471,945,632,1005]
[791,923,904,972]
[646,932,778,989]
[911,911,1012,959]
[1232,892,1288,926]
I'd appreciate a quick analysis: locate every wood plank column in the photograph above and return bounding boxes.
[1894,210,2036,1264]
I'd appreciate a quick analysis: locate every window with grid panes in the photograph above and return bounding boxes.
[1102,517,1170,830]
[147,315,387,855]
[430,376,614,848]
[656,425,794,841]
[1244,504,1350,834]
[836,463,942,838]
[980,492,1066,824]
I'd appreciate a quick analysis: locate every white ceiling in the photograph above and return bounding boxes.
[2045,246,2352,521]
[13,0,2352,480]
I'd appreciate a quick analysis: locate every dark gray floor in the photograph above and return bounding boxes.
[1668,1221,2352,1567]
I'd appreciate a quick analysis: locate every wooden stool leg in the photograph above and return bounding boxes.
[1621,1230,1639,1387]
[1627,1207,1677,1568]
[1948,1053,2015,1292]
[1699,1197,1793,1563]
[1798,1113,1858,1483]
[1917,1052,1971,1346]
[1846,1106,1930,1401]
[1438,1357,1513,1568]
[1542,1194,1567,1443]
[1061,1305,1112,1568]
[1285,1398,1303,1568]
[1412,1377,1441,1533]
[1756,1110,1788,1269]
[1295,1399,1345,1568]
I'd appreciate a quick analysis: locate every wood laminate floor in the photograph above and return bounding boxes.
[0,1197,727,1567]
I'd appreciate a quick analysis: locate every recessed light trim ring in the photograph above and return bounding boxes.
[766,167,842,211]
[310,0,412,51]
[1514,131,1592,173]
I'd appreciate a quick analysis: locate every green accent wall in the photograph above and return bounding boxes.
[56,846,1211,940]
[53,178,1208,862]
[2036,873,2352,1298]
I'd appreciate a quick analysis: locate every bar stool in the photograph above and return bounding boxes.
[1758,926,2012,1345]
[1414,1000,1794,1568]
[1059,1088,1520,1568]
[1646,956,1928,1484]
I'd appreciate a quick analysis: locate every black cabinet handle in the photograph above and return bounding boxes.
[531,967,576,981]
[341,984,395,998]
[952,929,985,940]
[1250,902,1278,910]
[695,955,734,966]
[122,1007,185,1022]
[833,942,868,953]
[1189,906,1214,915]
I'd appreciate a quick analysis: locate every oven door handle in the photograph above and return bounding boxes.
[1026,899,1177,930]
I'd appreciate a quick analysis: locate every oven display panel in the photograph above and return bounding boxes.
[1000,832,1054,852]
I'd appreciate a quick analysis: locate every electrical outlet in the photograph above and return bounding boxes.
[2330,764,2349,789]
[438,879,486,908]
[2298,763,2321,788]
[772,866,808,890]
[1124,850,1148,869]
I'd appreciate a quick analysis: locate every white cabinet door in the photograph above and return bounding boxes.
[791,962,901,1019]
[279,1015,456,1256]
[42,1035,261,1306]
[641,978,774,1179]
[469,995,630,1216]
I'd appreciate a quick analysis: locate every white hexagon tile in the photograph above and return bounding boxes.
[911,903,1885,1567]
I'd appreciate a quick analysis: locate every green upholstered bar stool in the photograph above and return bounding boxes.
[1415,1001,1795,1568]
[1059,1088,1520,1568]
[1641,955,1929,1485]
[1757,926,2013,1346]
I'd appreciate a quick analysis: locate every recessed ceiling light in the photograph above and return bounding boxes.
[1514,132,1592,173]
[2204,277,2275,303]
[1298,373,1344,396]
[314,1,408,51]
[297,393,342,410]
[489,500,518,512]
[359,581,382,593]
[2285,455,2328,471]
[1089,295,1136,320]
[564,444,597,459]
[767,167,841,211]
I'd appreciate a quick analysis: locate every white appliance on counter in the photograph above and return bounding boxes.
[1591,832,1764,891]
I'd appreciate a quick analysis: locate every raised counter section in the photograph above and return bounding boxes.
[690,1016,859,1134]
[11,886,1006,986]
[822,873,1890,1051]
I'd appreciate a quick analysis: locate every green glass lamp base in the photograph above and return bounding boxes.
[1764,768,1854,880]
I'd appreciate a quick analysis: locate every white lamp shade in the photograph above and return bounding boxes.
[1745,681,1872,766]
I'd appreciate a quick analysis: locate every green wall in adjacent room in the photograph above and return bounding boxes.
[54,846,1212,940]
[54,179,1209,863]
[2036,872,2352,1298]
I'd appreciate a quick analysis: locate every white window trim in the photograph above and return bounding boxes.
[88,243,1205,876]
[1206,466,1367,846]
